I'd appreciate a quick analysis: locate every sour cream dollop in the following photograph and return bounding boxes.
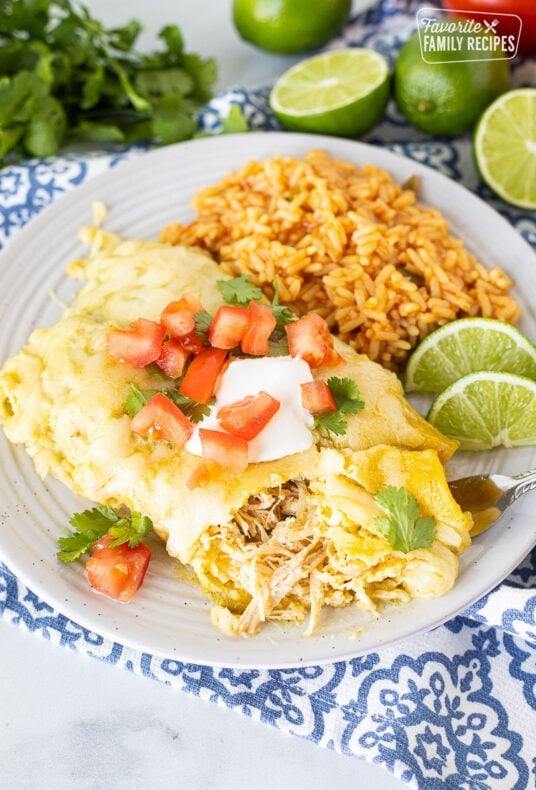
[185,355,315,463]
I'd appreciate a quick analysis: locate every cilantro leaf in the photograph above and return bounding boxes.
[314,377,364,435]
[217,275,262,307]
[271,279,296,332]
[57,505,153,562]
[69,504,119,531]
[133,67,194,99]
[69,120,125,143]
[327,377,364,414]
[167,390,213,423]
[158,24,184,57]
[125,385,157,418]
[125,384,210,424]
[194,309,213,343]
[182,52,217,103]
[314,411,348,436]
[108,511,154,549]
[373,486,437,553]
[151,96,197,144]
[57,505,120,562]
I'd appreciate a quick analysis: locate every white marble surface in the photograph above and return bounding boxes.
[1,620,407,790]
[1,1,407,788]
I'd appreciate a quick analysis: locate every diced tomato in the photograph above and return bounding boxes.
[85,533,151,603]
[199,428,248,474]
[208,305,249,349]
[320,347,345,369]
[178,330,208,355]
[217,391,280,440]
[130,392,193,448]
[186,462,211,490]
[108,318,165,367]
[301,380,337,415]
[160,293,204,338]
[156,338,190,378]
[178,347,227,404]
[285,313,335,369]
[241,301,277,356]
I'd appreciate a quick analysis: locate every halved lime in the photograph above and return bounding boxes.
[474,88,536,210]
[427,371,536,451]
[269,48,390,138]
[404,318,536,393]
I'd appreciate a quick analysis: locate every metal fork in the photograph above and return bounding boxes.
[448,469,536,537]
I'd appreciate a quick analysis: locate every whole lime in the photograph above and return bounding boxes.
[233,0,352,55]
[394,29,510,137]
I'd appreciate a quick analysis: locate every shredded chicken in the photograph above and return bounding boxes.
[232,480,309,542]
[237,539,325,635]
[191,477,413,637]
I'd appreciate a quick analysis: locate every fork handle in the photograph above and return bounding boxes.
[508,470,536,503]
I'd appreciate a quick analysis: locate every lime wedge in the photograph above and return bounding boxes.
[404,318,536,393]
[427,371,536,451]
[269,48,390,138]
[474,88,536,210]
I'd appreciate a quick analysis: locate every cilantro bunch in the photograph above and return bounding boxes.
[0,0,217,163]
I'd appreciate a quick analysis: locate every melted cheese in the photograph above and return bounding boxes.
[0,228,472,634]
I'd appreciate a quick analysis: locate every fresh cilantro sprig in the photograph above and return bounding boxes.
[217,275,297,329]
[0,1,218,164]
[271,279,296,332]
[373,486,437,553]
[314,376,364,435]
[57,505,153,563]
[107,511,154,549]
[125,385,160,418]
[194,309,213,343]
[314,410,348,436]
[169,390,214,422]
[217,274,262,307]
[125,384,211,424]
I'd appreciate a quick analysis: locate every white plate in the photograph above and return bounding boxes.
[1,132,535,669]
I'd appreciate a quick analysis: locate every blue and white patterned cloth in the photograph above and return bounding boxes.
[1,2,536,787]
